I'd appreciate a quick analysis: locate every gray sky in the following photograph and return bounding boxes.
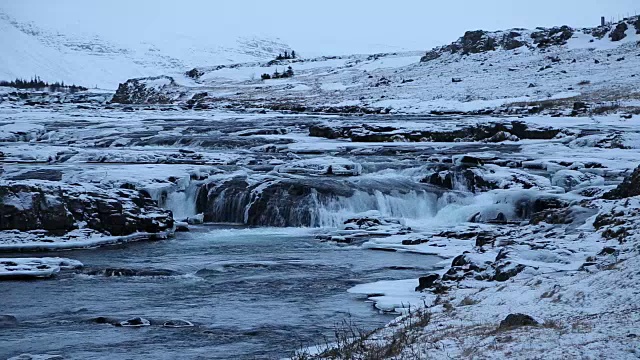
[2,0,639,55]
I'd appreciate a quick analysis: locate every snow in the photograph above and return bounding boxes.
[0,11,292,89]
[1,14,640,359]
[0,257,82,279]
[0,229,174,252]
[348,279,433,313]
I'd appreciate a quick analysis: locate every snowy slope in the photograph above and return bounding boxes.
[110,16,640,114]
[0,11,291,89]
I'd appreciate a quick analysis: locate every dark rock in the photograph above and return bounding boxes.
[89,316,120,325]
[502,32,525,50]
[415,274,440,291]
[457,156,483,166]
[111,76,178,104]
[603,165,640,199]
[420,51,441,62]
[610,23,628,42]
[0,181,173,237]
[532,26,574,48]
[0,314,18,327]
[186,68,204,79]
[402,239,428,245]
[573,102,588,111]
[498,313,539,330]
[198,177,354,227]
[9,169,64,182]
[310,121,560,143]
[460,30,497,54]
[175,222,190,232]
[493,262,526,282]
[91,268,179,277]
[598,247,618,256]
[451,254,471,267]
[119,317,150,327]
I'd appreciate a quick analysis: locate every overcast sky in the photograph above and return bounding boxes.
[2,0,639,55]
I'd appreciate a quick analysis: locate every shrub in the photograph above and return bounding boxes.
[0,76,87,92]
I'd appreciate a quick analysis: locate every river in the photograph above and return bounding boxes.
[1,225,440,359]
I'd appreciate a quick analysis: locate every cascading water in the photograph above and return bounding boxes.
[152,170,551,230]
[310,189,441,228]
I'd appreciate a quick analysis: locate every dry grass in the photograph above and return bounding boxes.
[291,306,433,360]
[459,296,480,307]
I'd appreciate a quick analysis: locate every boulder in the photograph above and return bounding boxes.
[0,314,18,327]
[610,23,628,42]
[603,166,640,199]
[111,76,180,104]
[415,274,440,291]
[460,30,497,54]
[498,313,539,330]
[119,317,151,327]
[493,262,526,282]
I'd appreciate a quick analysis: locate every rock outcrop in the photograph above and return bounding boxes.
[0,181,174,237]
[420,17,638,61]
[111,76,181,104]
[309,121,562,143]
[603,165,640,199]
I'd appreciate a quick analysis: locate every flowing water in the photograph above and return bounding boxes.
[0,226,441,360]
[0,113,548,359]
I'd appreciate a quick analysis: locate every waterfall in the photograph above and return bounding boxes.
[151,172,550,229]
[311,190,440,228]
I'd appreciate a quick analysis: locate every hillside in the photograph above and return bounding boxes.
[0,11,291,89]
[111,16,640,115]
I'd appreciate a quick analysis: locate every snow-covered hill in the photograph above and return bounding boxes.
[0,11,291,89]
[110,16,640,115]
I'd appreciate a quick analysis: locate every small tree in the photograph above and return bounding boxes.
[284,66,294,78]
[291,50,296,59]
[261,73,271,80]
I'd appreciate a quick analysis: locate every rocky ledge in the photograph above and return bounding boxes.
[421,16,640,62]
[0,180,174,251]
[309,120,564,143]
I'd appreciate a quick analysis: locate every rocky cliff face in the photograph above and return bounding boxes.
[421,16,640,62]
[0,181,174,237]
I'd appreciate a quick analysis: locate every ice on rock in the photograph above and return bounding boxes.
[119,317,151,327]
[275,157,362,176]
[551,170,605,191]
[0,257,83,279]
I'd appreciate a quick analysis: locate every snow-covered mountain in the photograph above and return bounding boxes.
[0,11,291,89]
